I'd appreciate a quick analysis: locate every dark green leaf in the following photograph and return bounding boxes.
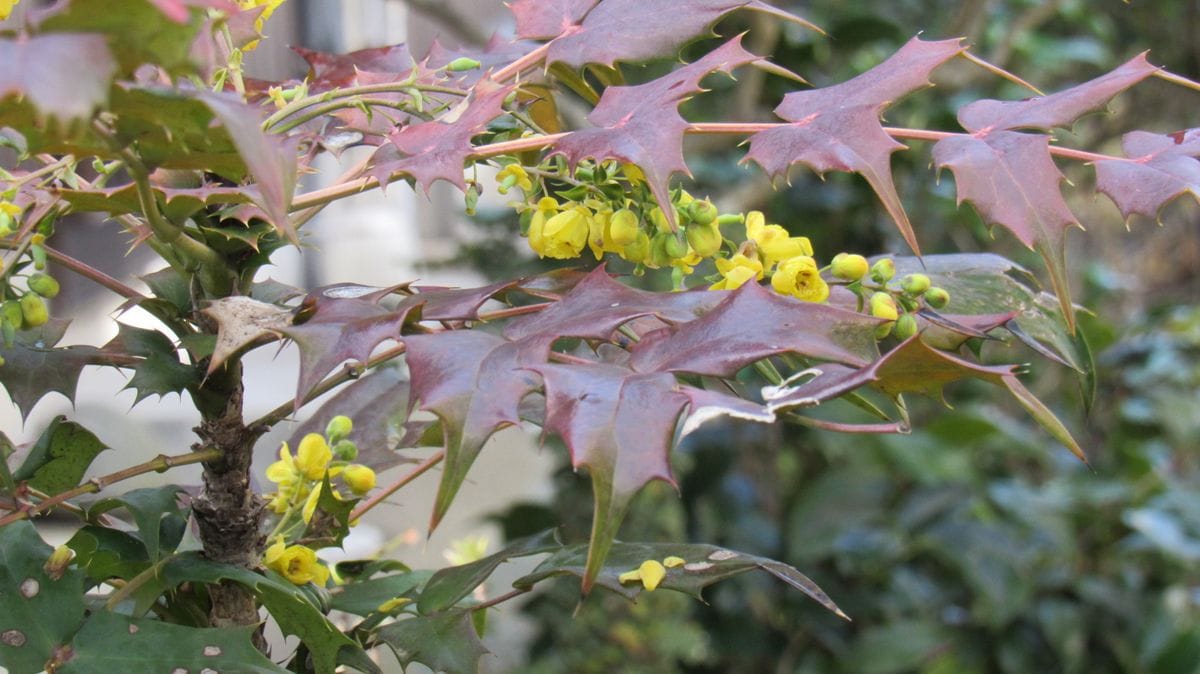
[0,320,104,420]
[103,324,197,402]
[330,570,433,616]
[59,611,286,674]
[66,525,150,584]
[88,485,187,561]
[0,521,87,674]
[12,416,108,496]
[374,610,490,674]
[419,529,559,614]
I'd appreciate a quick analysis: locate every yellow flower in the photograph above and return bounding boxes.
[295,433,332,480]
[265,542,329,586]
[622,164,645,185]
[527,197,559,256]
[617,559,668,592]
[0,0,20,20]
[496,164,533,194]
[533,206,590,259]
[343,464,376,495]
[237,0,287,49]
[267,86,288,109]
[607,209,640,246]
[869,292,899,322]
[710,254,763,290]
[771,256,829,303]
[745,211,813,270]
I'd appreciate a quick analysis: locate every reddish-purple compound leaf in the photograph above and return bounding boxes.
[510,0,597,40]
[293,44,416,91]
[762,362,881,413]
[287,369,416,471]
[197,92,298,242]
[932,130,1081,331]
[745,37,964,256]
[281,293,416,407]
[0,320,104,421]
[404,332,550,530]
[400,279,519,321]
[551,37,759,231]
[503,266,723,341]
[534,362,690,594]
[957,53,1157,133]
[542,0,818,69]
[1095,128,1200,220]
[0,34,116,123]
[630,280,881,377]
[370,80,513,193]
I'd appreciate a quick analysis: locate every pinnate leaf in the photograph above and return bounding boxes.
[552,37,759,231]
[0,521,87,674]
[1095,128,1200,220]
[746,37,964,256]
[374,610,489,674]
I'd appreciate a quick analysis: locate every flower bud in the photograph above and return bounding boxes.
[446,57,482,72]
[869,292,899,322]
[607,208,639,246]
[332,439,358,461]
[343,464,377,495]
[648,206,672,234]
[687,199,718,226]
[898,295,919,313]
[43,545,75,580]
[925,286,950,309]
[19,294,48,328]
[27,273,59,298]
[325,415,353,443]
[830,253,869,281]
[685,222,722,258]
[2,299,23,329]
[892,313,918,340]
[899,273,931,295]
[621,230,651,263]
[870,258,895,284]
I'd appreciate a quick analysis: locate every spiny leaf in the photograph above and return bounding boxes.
[0,521,87,674]
[1095,127,1200,220]
[58,611,286,674]
[551,37,760,232]
[418,529,560,615]
[370,80,513,193]
[0,34,116,123]
[374,610,489,674]
[201,296,293,374]
[513,540,846,619]
[12,416,109,496]
[630,279,881,376]
[293,43,416,91]
[330,570,432,616]
[746,37,965,256]
[287,368,415,471]
[510,0,597,40]
[935,54,1158,331]
[103,323,197,402]
[538,0,818,69]
[87,485,187,561]
[56,181,254,219]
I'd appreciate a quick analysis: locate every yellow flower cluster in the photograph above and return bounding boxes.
[0,0,19,21]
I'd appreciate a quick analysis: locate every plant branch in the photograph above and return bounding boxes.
[473,587,530,611]
[0,448,222,528]
[349,449,445,521]
[491,41,553,83]
[263,82,468,132]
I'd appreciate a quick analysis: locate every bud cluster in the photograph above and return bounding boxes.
[0,211,63,364]
[828,255,952,340]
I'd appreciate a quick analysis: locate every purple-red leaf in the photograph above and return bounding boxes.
[0,34,117,123]
[539,0,817,68]
[293,44,416,91]
[370,80,512,193]
[630,280,881,376]
[551,37,759,230]
[1095,128,1200,220]
[745,37,964,255]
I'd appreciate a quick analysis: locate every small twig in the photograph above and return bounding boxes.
[473,587,530,611]
[1154,69,1200,93]
[491,41,553,83]
[349,450,445,521]
[476,302,552,321]
[263,82,468,132]
[0,447,222,528]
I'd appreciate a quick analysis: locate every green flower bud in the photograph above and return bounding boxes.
[446,57,482,72]
[687,199,718,226]
[325,415,353,443]
[2,299,23,328]
[663,233,688,259]
[874,321,894,340]
[28,272,59,298]
[716,213,745,226]
[648,207,672,234]
[19,294,47,328]
[608,209,639,246]
[829,253,869,281]
[899,273,931,295]
[31,244,46,271]
[648,233,676,267]
[43,544,75,580]
[892,313,918,340]
[870,258,895,284]
[332,439,358,461]
[685,222,722,258]
[925,286,950,309]
[621,230,651,263]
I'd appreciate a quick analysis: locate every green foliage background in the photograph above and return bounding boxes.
[452,2,1200,672]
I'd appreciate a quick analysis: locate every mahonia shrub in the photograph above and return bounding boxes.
[0,0,1194,672]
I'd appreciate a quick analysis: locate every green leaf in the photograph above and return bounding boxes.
[844,621,952,674]
[0,431,15,494]
[374,610,490,674]
[67,525,150,585]
[88,485,187,561]
[0,320,104,421]
[58,611,286,674]
[513,540,848,619]
[38,0,210,77]
[330,570,433,616]
[12,416,108,496]
[419,529,559,614]
[0,521,87,674]
[103,324,198,403]
[161,553,380,674]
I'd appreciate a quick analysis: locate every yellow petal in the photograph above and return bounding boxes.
[618,569,642,585]
[638,560,666,591]
[295,433,331,480]
[663,556,685,568]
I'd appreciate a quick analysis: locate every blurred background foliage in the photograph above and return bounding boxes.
[439,0,1200,671]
